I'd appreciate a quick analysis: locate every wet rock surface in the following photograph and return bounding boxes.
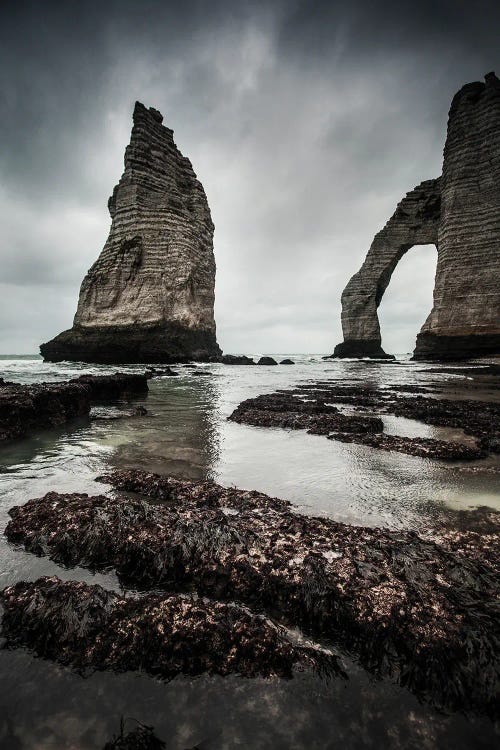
[1,577,332,680]
[228,381,499,460]
[4,468,499,716]
[257,357,278,365]
[0,373,148,442]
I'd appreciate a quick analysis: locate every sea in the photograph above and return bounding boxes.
[0,354,498,749]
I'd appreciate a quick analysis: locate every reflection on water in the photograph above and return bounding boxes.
[0,355,499,749]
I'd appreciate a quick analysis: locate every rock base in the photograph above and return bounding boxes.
[413,332,500,361]
[329,340,395,359]
[40,323,221,364]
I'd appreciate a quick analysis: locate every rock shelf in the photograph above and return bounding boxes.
[4,469,499,716]
[0,373,148,442]
[228,382,499,460]
[1,577,333,680]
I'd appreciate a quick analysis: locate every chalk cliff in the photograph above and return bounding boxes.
[333,73,500,360]
[41,102,221,363]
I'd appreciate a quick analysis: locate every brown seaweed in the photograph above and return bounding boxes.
[5,469,499,716]
[1,577,336,680]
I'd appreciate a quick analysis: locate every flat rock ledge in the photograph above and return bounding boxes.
[228,383,499,460]
[0,373,148,442]
[4,468,499,716]
[1,577,332,681]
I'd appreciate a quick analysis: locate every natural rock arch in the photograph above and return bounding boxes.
[333,179,441,359]
[332,72,500,361]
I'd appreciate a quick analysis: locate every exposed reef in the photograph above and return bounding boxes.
[333,73,500,360]
[228,384,497,460]
[1,577,331,680]
[41,102,221,364]
[0,373,148,442]
[4,469,499,716]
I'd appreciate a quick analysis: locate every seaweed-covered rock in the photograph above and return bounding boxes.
[0,374,149,443]
[72,373,148,399]
[104,721,165,750]
[0,380,90,442]
[5,470,499,716]
[228,383,496,460]
[1,577,332,679]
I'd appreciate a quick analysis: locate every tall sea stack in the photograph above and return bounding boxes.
[332,73,500,361]
[41,102,221,363]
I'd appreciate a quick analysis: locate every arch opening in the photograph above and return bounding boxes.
[377,244,437,356]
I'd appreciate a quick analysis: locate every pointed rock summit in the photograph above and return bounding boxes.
[41,102,221,363]
[332,72,500,361]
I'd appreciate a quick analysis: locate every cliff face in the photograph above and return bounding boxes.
[41,102,221,363]
[333,73,500,361]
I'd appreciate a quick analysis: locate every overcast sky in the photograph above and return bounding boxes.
[1,0,498,355]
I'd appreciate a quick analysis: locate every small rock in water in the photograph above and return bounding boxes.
[280,359,295,365]
[221,354,256,365]
[257,357,278,365]
[146,367,179,378]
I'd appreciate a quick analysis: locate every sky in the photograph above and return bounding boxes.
[0,0,498,355]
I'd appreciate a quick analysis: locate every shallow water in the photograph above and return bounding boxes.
[0,354,499,749]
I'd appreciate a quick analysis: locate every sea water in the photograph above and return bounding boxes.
[0,355,498,749]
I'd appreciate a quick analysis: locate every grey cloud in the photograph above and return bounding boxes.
[0,0,498,354]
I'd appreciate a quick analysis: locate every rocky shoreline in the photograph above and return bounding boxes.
[228,381,500,461]
[3,468,499,717]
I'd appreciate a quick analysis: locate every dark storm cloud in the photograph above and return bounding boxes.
[0,0,498,353]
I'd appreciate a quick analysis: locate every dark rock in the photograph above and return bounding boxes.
[0,374,148,443]
[146,367,179,377]
[229,393,383,436]
[228,382,498,460]
[41,324,220,366]
[0,380,89,442]
[1,577,332,681]
[104,721,165,750]
[279,359,295,365]
[40,102,221,364]
[5,470,498,716]
[257,357,278,365]
[221,355,256,365]
[328,431,484,461]
[333,73,500,361]
[73,373,148,399]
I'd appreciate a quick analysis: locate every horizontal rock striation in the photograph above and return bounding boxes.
[41,102,221,364]
[5,469,499,715]
[1,577,332,680]
[333,73,500,360]
[333,179,441,359]
[0,373,148,442]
